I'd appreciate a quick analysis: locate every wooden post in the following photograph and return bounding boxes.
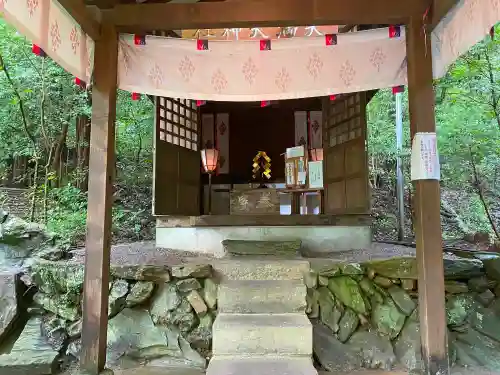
[406,17,449,375]
[80,22,118,375]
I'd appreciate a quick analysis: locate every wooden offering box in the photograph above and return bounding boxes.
[230,188,280,215]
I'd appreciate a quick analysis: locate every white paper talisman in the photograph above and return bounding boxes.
[410,132,440,181]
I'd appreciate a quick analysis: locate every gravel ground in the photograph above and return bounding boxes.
[67,367,500,375]
[69,241,472,269]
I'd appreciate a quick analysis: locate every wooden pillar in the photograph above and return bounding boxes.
[406,17,449,375]
[80,23,118,375]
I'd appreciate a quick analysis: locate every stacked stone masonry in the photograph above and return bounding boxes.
[2,215,500,374]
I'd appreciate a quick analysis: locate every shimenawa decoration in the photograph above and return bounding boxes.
[252,151,271,181]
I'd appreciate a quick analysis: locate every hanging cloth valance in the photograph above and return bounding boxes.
[117,27,408,101]
[1,0,94,82]
[432,0,500,78]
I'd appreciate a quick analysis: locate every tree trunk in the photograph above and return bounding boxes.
[76,115,91,191]
[51,122,69,187]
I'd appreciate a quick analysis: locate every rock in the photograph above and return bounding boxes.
[303,271,318,289]
[148,326,206,369]
[444,258,484,280]
[468,276,491,292]
[401,279,415,291]
[186,290,208,316]
[0,216,55,262]
[318,287,343,333]
[33,292,80,321]
[445,281,469,294]
[106,308,202,367]
[150,283,182,323]
[0,271,20,342]
[387,286,416,316]
[110,264,171,282]
[340,263,364,275]
[484,258,500,282]
[186,312,214,349]
[154,298,197,333]
[126,281,155,307]
[67,338,81,358]
[202,278,218,310]
[176,278,202,293]
[476,289,495,306]
[337,308,359,343]
[347,330,396,370]
[313,322,362,372]
[470,304,500,342]
[489,298,500,315]
[365,257,483,280]
[108,279,129,317]
[171,264,212,279]
[318,264,341,277]
[318,275,329,286]
[358,278,384,305]
[393,319,422,371]
[371,299,406,339]
[364,257,418,279]
[373,276,393,288]
[328,276,368,315]
[29,260,84,303]
[306,288,320,318]
[67,319,82,339]
[0,317,58,375]
[454,328,500,370]
[41,314,68,351]
[446,294,475,327]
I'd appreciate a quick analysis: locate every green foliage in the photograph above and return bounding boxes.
[368,25,500,240]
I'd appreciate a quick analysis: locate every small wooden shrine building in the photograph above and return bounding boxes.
[1,1,499,375]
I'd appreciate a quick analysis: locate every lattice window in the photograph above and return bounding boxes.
[158,97,199,151]
[327,94,362,147]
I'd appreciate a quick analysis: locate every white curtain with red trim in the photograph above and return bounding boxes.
[0,0,94,82]
[432,0,500,78]
[117,27,408,101]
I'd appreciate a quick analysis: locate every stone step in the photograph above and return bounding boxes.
[207,356,318,375]
[218,280,307,313]
[212,259,310,281]
[212,313,312,356]
[222,240,302,256]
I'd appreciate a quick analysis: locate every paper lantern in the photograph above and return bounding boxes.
[201,148,219,173]
[132,92,141,101]
[310,148,324,162]
[329,95,337,101]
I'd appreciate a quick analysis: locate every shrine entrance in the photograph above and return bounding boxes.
[153,92,373,256]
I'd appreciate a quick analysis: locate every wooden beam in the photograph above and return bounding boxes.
[156,214,372,227]
[57,0,101,40]
[80,22,118,375]
[431,0,460,30]
[406,17,449,375]
[106,0,426,33]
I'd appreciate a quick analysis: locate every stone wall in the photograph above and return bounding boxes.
[0,258,218,374]
[305,255,500,373]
